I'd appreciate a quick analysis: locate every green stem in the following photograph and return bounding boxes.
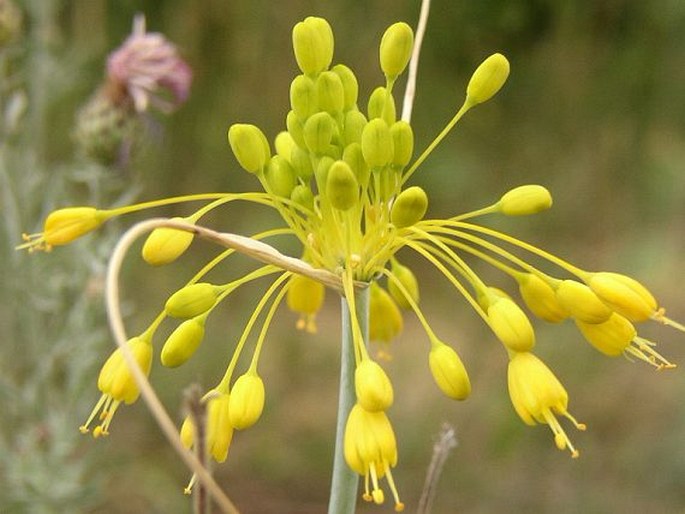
[328,286,369,514]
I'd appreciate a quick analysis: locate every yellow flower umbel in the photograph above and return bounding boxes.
[21,10,685,509]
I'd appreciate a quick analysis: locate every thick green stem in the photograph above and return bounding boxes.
[328,287,369,514]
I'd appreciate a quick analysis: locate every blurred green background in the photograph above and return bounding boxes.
[2,0,685,513]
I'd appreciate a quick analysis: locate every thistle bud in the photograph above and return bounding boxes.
[390,186,428,228]
[367,86,396,125]
[303,111,335,155]
[343,142,370,188]
[316,71,345,115]
[165,282,219,319]
[290,184,315,212]
[292,16,334,75]
[429,343,471,400]
[286,110,306,148]
[228,123,270,173]
[587,272,657,322]
[355,359,394,412]
[43,207,105,247]
[161,316,206,368]
[390,121,413,168]
[575,313,636,357]
[229,372,265,430]
[369,282,403,342]
[517,273,568,323]
[379,22,414,80]
[141,218,194,266]
[265,155,297,198]
[555,280,612,324]
[466,53,510,106]
[343,110,367,146]
[290,144,314,179]
[325,160,358,211]
[361,118,393,168]
[498,185,553,216]
[289,74,318,120]
[387,259,419,309]
[332,64,359,110]
[487,296,536,352]
[274,131,296,162]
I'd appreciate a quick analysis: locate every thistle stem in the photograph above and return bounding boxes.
[328,286,369,514]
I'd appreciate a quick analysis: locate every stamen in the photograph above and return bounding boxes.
[630,337,676,370]
[652,308,685,333]
[99,399,122,435]
[79,393,108,433]
[363,472,373,502]
[369,463,384,504]
[184,473,197,495]
[383,461,405,512]
[542,410,579,458]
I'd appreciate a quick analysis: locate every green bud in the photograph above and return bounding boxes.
[228,123,270,173]
[290,184,315,212]
[290,144,314,179]
[343,110,367,146]
[466,53,510,106]
[303,111,335,154]
[391,186,428,228]
[326,160,358,210]
[361,118,393,168]
[498,185,552,216]
[343,142,370,188]
[367,86,396,125]
[292,16,334,75]
[379,22,414,80]
[332,64,359,110]
[315,156,335,191]
[316,71,345,115]
[161,317,206,368]
[286,110,306,148]
[389,121,413,167]
[229,373,265,430]
[265,155,297,197]
[165,283,219,319]
[274,131,296,162]
[387,259,419,309]
[290,74,318,120]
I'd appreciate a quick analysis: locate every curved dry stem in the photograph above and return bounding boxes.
[401,0,431,123]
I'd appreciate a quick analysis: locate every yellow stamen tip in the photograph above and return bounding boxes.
[93,426,104,438]
[362,493,373,502]
[183,488,192,496]
[372,489,385,504]
[395,503,406,512]
[571,450,580,459]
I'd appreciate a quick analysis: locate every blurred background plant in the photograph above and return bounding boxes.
[1,1,684,513]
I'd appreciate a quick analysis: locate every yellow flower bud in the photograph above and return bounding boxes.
[343,110,367,146]
[466,53,510,106]
[165,282,219,319]
[181,391,234,463]
[180,416,194,449]
[43,207,105,247]
[487,296,536,352]
[325,160,358,211]
[369,282,403,342]
[289,74,318,120]
[141,218,194,266]
[498,185,553,216]
[429,343,471,400]
[575,312,636,357]
[290,144,314,180]
[292,16,334,75]
[379,22,414,80]
[355,359,394,412]
[316,70,345,115]
[343,142,370,188]
[332,64,359,110]
[286,273,325,332]
[265,155,297,198]
[315,156,335,191]
[286,110,306,148]
[98,337,153,405]
[587,272,657,322]
[274,131,296,162]
[361,118,393,168]
[161,317,206,368]
[517,273,568,323]
[387,259,419,309]
[227,123,270,173]
[390,186,428,228]
[290,184,315,212]
[367,86,396,125]
[507,352,584,457]
[389,121,414,168]
[229,372,265,430]
[303,111,335,154]
[555,280,612,324]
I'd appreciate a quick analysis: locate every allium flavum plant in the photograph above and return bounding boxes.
[20,14,684,513]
